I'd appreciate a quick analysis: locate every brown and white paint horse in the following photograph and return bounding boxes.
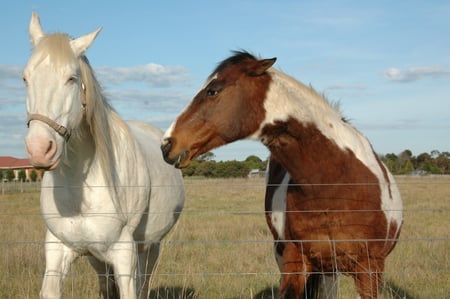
[161,51,403,298]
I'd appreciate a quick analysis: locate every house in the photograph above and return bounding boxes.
[248,168,266,178]
[0,156,43,182]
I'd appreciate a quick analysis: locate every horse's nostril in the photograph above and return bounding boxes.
[46,140,53,154]
[161,137,173,157]
[164,137,173,146]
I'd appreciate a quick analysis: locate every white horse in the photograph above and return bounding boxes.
[23,13,185,299]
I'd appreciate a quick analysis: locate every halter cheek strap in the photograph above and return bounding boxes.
[26,82,87,142]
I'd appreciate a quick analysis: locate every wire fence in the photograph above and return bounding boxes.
[0,176,449,298]
[1,180,41,195]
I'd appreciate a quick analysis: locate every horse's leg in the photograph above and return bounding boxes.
[277,242,310,299]
[87,256,119,299]
[316,274,339,298]
[353,257,384,299]
[136,243,160,299]
[107,228,138,299]
[40,230,79,299]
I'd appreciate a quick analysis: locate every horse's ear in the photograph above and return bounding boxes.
[29,12,45,47]
[248,57,277,76]
[70,27,102,56]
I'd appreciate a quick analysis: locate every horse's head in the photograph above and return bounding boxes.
[161,51,276,168]
[23,13,101,170]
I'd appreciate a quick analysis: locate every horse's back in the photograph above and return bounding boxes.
[128,120,184,198]
[128,121,185,241]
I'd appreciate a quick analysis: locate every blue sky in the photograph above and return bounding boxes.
[1,1,449,161]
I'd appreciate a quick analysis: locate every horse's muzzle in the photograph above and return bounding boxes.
[161,138,174,162]
[161,138,188,168]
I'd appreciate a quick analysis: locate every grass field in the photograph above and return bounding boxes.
[0,175,449,298]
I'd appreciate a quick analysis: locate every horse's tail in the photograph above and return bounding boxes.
[301,274,339,299]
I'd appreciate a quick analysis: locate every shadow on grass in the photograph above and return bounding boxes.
[251,279,416,299]
[149,286,197,299]
[252,287,279,299]
[383,279,416,299]
[148,281,414,299]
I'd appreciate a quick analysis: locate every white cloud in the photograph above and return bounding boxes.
[384,66,450,82]
[0,64,22,80]
[108,88,187,109]
[95,63,191,87]
[325,84,366,90]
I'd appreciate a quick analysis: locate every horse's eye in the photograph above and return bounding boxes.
[205,81,224,97]
[22,76,28,86]
[66,76,77,84]
[206,89,219,97]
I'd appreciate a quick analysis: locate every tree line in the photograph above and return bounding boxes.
[1,150,448,181]
[182,149,450,178]
[381,150,450,175]
[0,169,39,182]
[181,153,266,178]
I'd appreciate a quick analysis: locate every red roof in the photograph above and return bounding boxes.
[0,156,32,169]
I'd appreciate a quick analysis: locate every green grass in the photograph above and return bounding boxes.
[0,176,449,298]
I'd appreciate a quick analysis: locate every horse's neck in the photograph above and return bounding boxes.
[261,71,380,184]
[263,70,344,138]
[58,129,98,182]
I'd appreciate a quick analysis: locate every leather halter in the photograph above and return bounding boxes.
[27,82,87,142]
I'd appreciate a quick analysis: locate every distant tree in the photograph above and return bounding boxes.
[214,161,250,178]
[435,152,450,174]
[195,161,216,177]
[416,152,431,167]
[422,161,442,174]
[181,160,199,177]
[30,170,38,182]
[399,149,413,162]
[5,169,15,181]
[382,153,400,173]
[382,149,450,175]
[244,155,264,170]
[402,160,414,174]
[18,170,26,182]
[430,150,440,159]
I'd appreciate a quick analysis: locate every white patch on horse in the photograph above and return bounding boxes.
[271,172,290,240]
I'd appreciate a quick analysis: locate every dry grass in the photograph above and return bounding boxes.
[0,176,449,298]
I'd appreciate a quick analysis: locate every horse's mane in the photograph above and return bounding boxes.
[78,56,138,194]
[212,50,348,121]
[209,50,257,79]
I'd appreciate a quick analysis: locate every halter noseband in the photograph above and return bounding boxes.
[27,113,72,141]
[26,82,87,142]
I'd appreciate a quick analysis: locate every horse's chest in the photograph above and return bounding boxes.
[45,215,124,252]
[41,187,124,252]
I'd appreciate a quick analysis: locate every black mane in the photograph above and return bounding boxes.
[209,50,258,78]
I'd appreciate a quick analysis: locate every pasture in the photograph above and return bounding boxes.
[0,175,449,298]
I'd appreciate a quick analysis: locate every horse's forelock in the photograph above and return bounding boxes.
[33,34,75,68]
